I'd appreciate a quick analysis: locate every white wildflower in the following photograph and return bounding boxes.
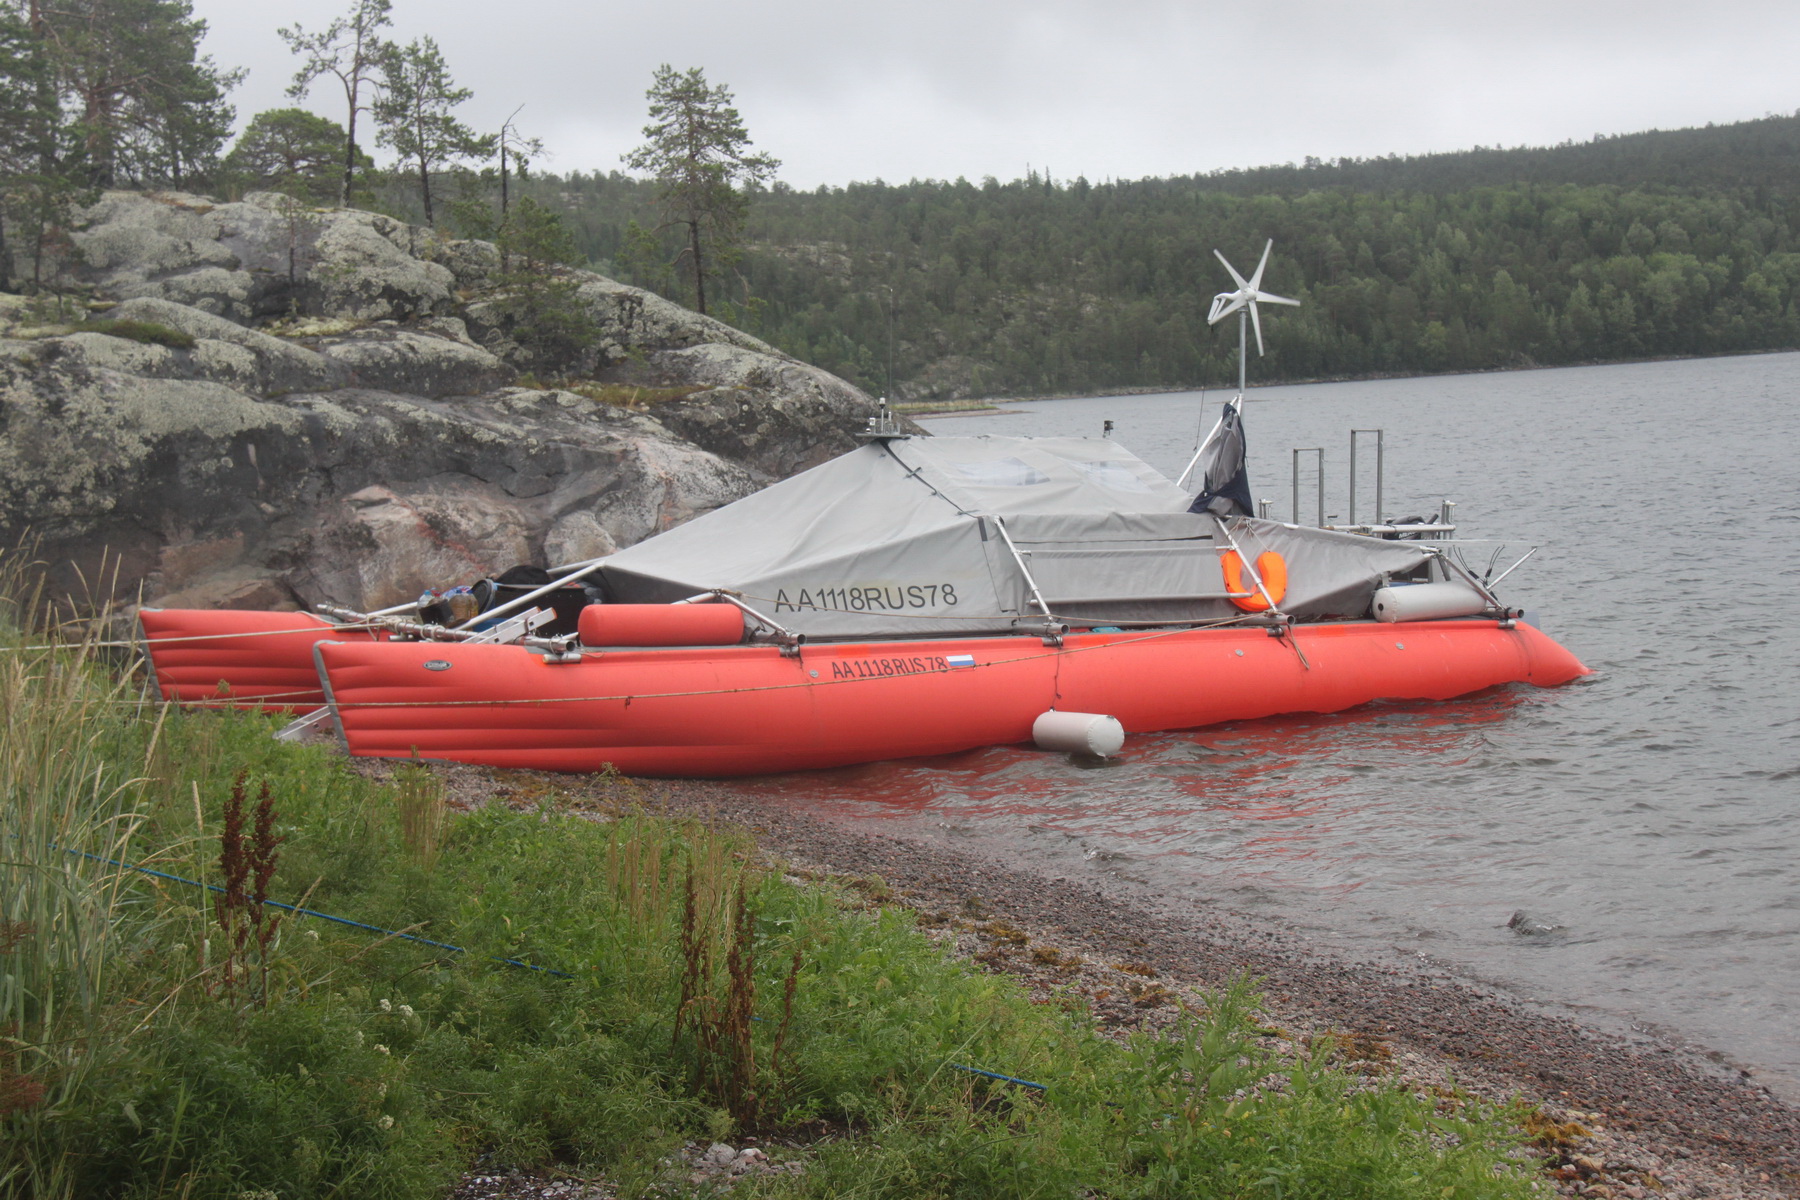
[398,1004,415,1019]
[304,929,320,941]
[377,1115,394,1130]
[373,1044,390,1055]
[379,998,391,1013]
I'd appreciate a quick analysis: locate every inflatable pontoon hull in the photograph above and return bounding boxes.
[140,608,384,710]
[313,619,1589,777]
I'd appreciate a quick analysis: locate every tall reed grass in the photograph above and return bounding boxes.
[0,544,165,1197]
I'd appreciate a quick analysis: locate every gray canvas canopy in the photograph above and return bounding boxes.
[597,435,1434,639]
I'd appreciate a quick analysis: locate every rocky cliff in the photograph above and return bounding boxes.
[0,190,886,612]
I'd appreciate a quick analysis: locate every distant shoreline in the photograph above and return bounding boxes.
[919,345,1800,411]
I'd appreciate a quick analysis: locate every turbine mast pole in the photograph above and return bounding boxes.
[1237,308,1247,398]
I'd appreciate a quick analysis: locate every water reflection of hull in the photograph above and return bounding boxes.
[309,617,1587,777]
[747,665,1531,824]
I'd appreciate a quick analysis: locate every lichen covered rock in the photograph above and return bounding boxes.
[313,326,514,398]
[5,189,878,611]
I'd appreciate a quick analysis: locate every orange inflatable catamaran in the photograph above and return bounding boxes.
[140,425,1590,777]
[139,242,1589,776]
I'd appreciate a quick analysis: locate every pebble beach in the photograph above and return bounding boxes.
[419,760,1800,1200]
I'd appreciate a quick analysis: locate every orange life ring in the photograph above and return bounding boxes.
[1221,550,1288,612]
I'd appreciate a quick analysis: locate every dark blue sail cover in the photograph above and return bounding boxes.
[1187,399,1254,517]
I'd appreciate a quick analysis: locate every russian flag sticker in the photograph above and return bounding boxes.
[946,654,976,669]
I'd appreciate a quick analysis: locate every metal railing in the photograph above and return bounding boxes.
[1348,428,1384,526]
[1291,447,1324,526]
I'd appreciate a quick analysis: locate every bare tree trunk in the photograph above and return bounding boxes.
[689,220,706,315]
[419,155,432,224]
[343,103,358,205]
[82,92,115,188]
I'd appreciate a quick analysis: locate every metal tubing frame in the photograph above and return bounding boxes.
[992,516,1053,618]
[1425,547,1506,611]
[1044,590,1249,605]
[1327,522,1456,536]
[675,590,802,646]
[1291,447,1324,526]
[1177,396,1230,490]
[1348,429,1383,526]
[316,605,554,645]
[317,556,610,627]
[449,558,608,631]
[1486,546,1539,589]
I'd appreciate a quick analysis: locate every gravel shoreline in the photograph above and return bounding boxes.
[425,762,1800,1200]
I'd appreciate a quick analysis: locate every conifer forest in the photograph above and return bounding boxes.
[5,0,1800,400]
[544,115,1800,399]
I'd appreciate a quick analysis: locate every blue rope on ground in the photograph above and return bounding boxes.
[69,849,572,978]
[72,851,1055,1091]
[948,1063,1049,1091]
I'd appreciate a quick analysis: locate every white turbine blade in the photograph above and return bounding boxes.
[1249,300,1265,356]
[1253,289,1301,307]
[1247,239,1273,291]
[1213,248,1249,290]
[1208,291,1247,325]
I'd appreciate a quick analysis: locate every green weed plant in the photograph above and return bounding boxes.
[70,318,198,349]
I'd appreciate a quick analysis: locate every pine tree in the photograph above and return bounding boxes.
[0,4,90,292]
[624,64,777,317]
[279,0,391,206]
[490,195,597,369]
[0,8,46,289]
[222,108,360,202]
[31,0,239,188]
[373,36,489,225]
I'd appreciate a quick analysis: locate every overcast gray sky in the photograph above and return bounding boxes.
[189,0,1800,189]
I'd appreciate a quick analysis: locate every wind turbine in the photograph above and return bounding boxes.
[1176,239,1302,493]
[1208,239,1300,397]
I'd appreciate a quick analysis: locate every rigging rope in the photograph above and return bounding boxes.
[0,622,386,654]
[66,848,572,978]
[143,617,1269,711]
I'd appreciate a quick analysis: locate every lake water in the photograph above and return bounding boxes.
[734,353,1800,1095]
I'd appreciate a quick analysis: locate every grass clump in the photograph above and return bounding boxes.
[264,315,366,339]
[890,400,998,414]
[70,317,198,349]
[514,375,705,409]
[0,549,1545,1199]
[568,381,705,409]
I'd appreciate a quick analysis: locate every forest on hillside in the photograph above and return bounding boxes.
[513,128,1800,399]
[741,176,1800,398]
[6,0,1799,402]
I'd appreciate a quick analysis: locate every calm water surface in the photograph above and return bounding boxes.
[738,354,1800,1092]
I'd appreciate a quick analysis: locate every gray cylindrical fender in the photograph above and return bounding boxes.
[1372,581,1489,623]
[1032,710,1125,757]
